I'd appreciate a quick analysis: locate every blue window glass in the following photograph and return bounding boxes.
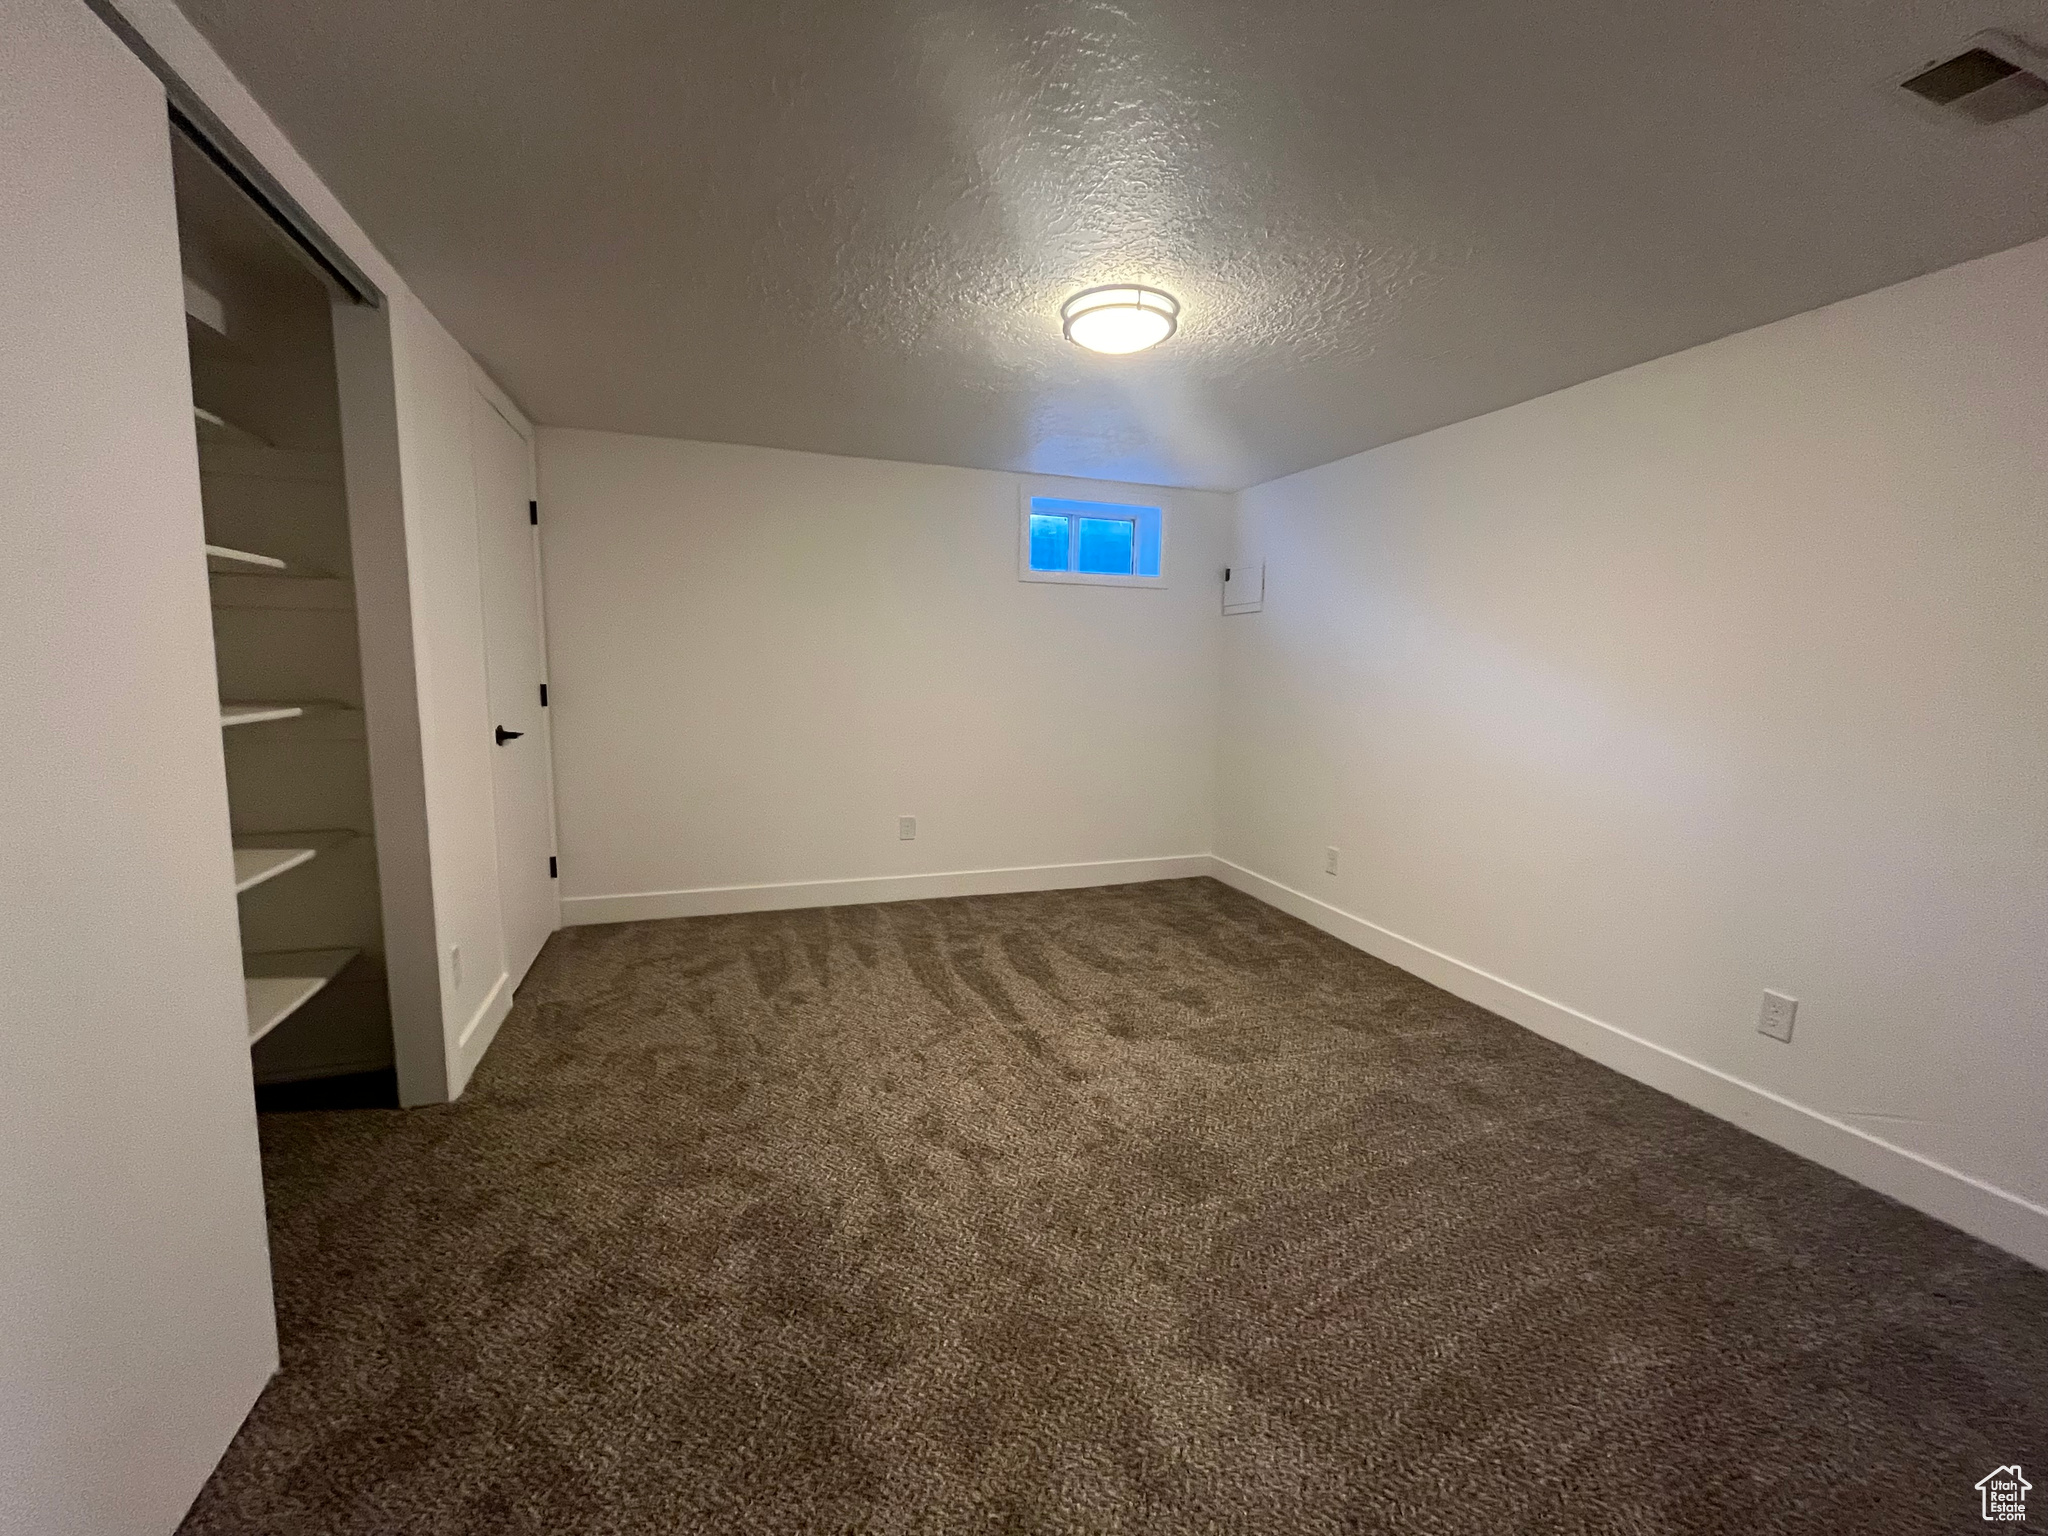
[1028,513,1070,571]
[1025,496,1163,581]
[1075,517,1135,575]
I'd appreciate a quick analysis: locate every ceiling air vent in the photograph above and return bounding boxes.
[1900,36,2048,124]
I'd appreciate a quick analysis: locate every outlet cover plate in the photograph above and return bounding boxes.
[1758,989,1798,1043]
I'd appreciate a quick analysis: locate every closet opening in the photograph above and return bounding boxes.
[173,125,399,1108]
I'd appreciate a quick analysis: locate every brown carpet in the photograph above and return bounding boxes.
[181,878,2046,1534]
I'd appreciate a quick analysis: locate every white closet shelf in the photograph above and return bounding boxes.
[231,830,358,894]
[231,844,316,894]
[183,275,228,338]
[205,543,288,574]
[243,948,357,1045]
[219,701,366,745]
[194,405,269,448]
[225,708,307,733]
[220,703,304,728]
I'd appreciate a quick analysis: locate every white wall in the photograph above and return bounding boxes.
[539,432,1224,920]
[0,1,276,1528]
[1218,235,2048,1266]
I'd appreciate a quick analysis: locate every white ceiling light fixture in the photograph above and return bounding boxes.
[1061,284,1180,355]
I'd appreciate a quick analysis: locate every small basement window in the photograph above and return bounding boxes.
[1019,495,1166,587]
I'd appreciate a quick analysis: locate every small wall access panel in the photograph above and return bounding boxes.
[1223,561,1265,614]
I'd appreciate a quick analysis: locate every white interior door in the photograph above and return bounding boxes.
[471,388,558,986]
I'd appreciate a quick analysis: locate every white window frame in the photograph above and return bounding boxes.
[1016,489,1168,588]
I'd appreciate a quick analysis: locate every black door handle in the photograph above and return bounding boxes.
[495,725,523,745]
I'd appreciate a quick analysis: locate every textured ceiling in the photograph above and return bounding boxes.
[179,0,2048,490]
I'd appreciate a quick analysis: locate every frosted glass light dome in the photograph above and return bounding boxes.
[1061,285,1179,354]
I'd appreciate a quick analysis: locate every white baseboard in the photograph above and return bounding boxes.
[1208,856,2048,1273]
[449,969,512,1097]
[561,854,1215,927]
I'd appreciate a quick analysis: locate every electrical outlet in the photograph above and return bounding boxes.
[899,815,917,841]
[450,944,463,990]
[1757,989,1797,1043]
[1325,846,1340,875]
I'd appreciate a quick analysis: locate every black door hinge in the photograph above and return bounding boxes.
[549,855,558,879]
[529,500,538,526]
[539,682,548,707]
